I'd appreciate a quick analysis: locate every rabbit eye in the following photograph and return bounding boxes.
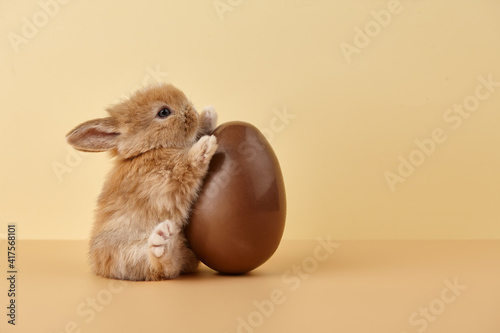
[157,107,172,118]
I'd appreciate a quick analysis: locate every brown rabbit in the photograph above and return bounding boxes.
[66,83,218,281]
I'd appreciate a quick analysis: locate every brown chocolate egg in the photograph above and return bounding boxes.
[186,121,286,274]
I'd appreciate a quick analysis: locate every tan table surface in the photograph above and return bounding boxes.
[1,239,499,333]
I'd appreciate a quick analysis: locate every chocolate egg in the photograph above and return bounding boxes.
[186,121,286,274]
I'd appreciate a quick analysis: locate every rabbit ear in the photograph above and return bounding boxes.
[66,117,120,152]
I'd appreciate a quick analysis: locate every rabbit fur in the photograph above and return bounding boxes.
[66,83,218,281]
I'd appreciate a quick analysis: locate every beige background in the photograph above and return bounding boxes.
[2,239,500,333]
[1,0,499,240]
[1,2,499,333]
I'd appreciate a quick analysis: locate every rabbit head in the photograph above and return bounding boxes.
[66,83,200,159]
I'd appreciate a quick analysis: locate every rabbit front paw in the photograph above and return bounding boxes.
[199,106,218,134]
[191,135,218,166]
